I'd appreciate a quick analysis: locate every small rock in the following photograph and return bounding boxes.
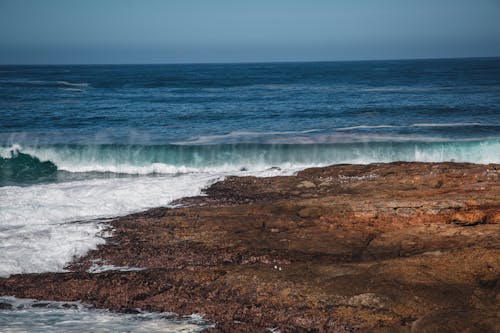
[120,307,142,314]
[0,302,12,309]
[297,180,316,189]
[31,302,50,308]
[422,251,443,256]
[297,207,322,219]
[347,293,386,309]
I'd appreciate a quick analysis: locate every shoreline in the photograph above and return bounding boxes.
[1,161,499,332]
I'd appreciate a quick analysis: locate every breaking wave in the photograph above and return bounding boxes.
[1,140,499,185]
[0,148,57,185]
[0,139,497,186]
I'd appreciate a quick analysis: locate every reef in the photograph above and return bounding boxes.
[1,162,499,332]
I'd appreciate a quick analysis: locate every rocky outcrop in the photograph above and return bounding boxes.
[1,162,499,332]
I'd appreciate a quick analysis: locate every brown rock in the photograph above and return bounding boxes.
[297,207,322,218]
[489,212,500,224]
[450,211,487,226]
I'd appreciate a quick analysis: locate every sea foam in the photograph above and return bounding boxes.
[0,174,215,276]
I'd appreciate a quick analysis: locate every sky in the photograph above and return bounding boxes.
[0,0,499,64]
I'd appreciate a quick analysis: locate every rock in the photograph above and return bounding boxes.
[0,302,12,309]
[450,211,487,226]
[489,212,500,224]
[297,207,322,218]
[429,178,444,189]
[347,293,386,309]
[411,310,499,333]
[297,180,316,189]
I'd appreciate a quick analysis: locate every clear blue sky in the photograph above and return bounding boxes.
[1,0,499,64]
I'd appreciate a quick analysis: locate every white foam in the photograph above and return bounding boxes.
[0,296,211,332]
[336,125,400,131]
[336,123,487,131]
[411,122,483,127]
[87,264,145,273]
[0,144,22,157]
[59,162,201,174]
[0,174,213,276]
[0,168,298,277]
[55,163,309,175]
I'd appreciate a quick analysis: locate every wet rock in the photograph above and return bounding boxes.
[31,302,50,308]
[0,302,12,309]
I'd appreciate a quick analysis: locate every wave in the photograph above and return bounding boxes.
[174,129,323,144]
[0,79,90,89]
[1,140,499,184]
[56,81,90,87]
[411,122,483,127]
[336,122,488,131]
[336,125,399,131]
[0,148,57,185]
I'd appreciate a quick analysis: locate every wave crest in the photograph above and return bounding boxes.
[0,148,57,185]
[0,140,498,182]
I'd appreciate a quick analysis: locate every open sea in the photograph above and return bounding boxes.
[1,58,499,331]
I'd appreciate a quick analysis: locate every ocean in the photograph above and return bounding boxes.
[1,58,499,331]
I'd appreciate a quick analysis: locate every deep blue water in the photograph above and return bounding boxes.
[0,58,499,330]
[1,58,500,145]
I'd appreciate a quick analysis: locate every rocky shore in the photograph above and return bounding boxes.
[1,162,499,332]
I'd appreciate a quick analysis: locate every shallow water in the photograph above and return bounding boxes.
[0,297,211,333]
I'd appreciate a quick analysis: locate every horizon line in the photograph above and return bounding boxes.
[1,55,499,67]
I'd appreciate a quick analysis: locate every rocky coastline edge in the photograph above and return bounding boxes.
[1,162,499,332]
